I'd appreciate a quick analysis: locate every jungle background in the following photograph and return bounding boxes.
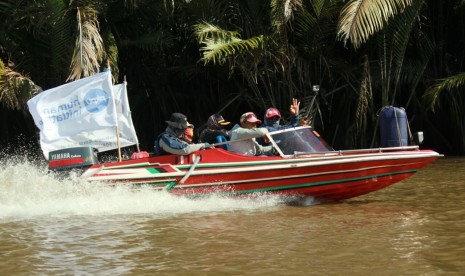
[1,0,465,157]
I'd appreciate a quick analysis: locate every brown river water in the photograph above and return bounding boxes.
[1,155,464,275]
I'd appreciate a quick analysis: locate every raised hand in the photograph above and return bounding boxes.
[289,98,300,116]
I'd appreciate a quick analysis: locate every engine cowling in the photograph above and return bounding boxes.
[48,147,99,171]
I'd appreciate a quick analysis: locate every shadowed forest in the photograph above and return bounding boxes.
[1,0,465,156]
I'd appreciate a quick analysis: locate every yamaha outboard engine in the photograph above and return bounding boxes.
[48,147,99,172]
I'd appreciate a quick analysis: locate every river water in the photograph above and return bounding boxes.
[1,155,464,275]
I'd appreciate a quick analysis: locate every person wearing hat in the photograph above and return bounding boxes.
[199,114,231,144]
[228,112,274,156]
[154,113,212,156]
[262,98,301,132]
[182,124,195,143]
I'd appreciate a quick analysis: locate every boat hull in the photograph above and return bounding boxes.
[82,148,439,202]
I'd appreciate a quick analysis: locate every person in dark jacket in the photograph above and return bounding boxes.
[155,113,212,155]
[261,98,301,132]
[199,114,231,144]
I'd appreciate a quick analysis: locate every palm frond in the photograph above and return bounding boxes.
[44,0,71,79]
[68,6,105,81]
[377,0,425,104]
[385,0,423,68]
[194,22,241,42]
[194,22,264,65]
[337,0,413,48]
[0,62,42,111]
[423,72,465,112]
[271,0,303,31]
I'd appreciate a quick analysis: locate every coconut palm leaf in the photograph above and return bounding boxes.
[0,61,42,111]
[68,6,105,81]
[270,0,303,32]
[423,72,465,112]
[42,0,71,81]
[337,0,413,48]
[376,0,425,105]
[194,22,264,65]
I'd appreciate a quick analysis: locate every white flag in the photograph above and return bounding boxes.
[28,71,118,158]
[71,82,139,153]
[113,82,139,146]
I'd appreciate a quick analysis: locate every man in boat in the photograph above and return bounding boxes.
[181,123,195,143]
[155,113,212,155]
[228,112,274,156]
[261,98,301,132]
[198,114,231,144]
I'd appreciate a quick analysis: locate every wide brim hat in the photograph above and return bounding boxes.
[165,112,193,130]
[240,112,262,125]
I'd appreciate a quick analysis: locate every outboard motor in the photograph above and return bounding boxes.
[379,106,408,147]
[48,147,99,172]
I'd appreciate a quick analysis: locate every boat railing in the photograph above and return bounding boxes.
[292,145,421,158]
[336,145,420,154]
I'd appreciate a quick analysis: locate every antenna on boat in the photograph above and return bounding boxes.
[303,85,320,126]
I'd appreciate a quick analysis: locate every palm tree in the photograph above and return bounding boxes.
[0,0,112,88]
[0,0,115,150]
[335,0,436,148]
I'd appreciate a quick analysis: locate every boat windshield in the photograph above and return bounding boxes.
[268,127,333,156]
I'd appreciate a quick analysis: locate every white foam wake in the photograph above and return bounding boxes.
[0,154,282,221]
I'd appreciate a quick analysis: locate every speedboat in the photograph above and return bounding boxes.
[48,126,440,202]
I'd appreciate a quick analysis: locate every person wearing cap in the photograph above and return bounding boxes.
[154,113,212,156]
[228,112,274,156]
[262,98,301,132]
[181,124,195,143]
[199,114,231,144]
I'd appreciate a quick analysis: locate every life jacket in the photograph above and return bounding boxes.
[154,135,168,156]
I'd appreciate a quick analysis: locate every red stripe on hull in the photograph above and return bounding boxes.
[168,171,414,201]
[165,158,432,200]
[83,149,438,202]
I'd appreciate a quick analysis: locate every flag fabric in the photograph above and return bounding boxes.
[28,71,120,158]
[71,82,140,155]
[112,82,139,147]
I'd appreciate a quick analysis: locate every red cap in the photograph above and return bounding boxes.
[240,112,262,125]
[265,108,281,119]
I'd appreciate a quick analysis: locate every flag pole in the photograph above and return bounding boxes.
[116,126,122,162]
[108,61,122,162]
[124,74,141,153]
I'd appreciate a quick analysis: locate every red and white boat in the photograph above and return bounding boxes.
[49,127,440,203]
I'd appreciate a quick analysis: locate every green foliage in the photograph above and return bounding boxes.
[376,0,425,106]
[195,22,264,65]
[1,0,465,154]
[424,72,465,112]
[337,0,413,48]
[0,61,42,111]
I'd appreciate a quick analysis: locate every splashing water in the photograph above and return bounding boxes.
[0,153,283,221]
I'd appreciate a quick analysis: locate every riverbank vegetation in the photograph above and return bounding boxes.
[1,0,464,155]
